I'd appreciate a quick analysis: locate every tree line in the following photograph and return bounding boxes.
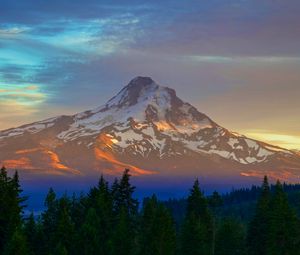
[1,166,300,255]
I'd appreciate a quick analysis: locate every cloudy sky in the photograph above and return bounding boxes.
[0,0,299,149]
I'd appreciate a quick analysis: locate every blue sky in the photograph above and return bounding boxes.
[1,0,300,149]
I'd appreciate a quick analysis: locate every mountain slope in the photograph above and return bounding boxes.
[1,77,300,181]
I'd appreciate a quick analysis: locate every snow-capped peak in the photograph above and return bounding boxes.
[56,77,214,143]
[1,76,299,179]
[105,76,177,110]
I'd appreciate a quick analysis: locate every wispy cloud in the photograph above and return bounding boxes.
[0,84,47,105]
[0,26,30,36]
[187,56,300,64]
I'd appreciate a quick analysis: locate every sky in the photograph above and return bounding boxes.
[0,0,299,149]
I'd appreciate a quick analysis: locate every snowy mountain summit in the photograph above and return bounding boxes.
[1,77,300,181]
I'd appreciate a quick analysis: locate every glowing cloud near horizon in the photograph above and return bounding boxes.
[245,131,300,150]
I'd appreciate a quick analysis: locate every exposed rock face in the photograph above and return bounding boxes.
[1,76,300,182]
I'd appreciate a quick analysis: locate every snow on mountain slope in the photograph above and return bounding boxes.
[0,76,300,181]
[0,117,59,140]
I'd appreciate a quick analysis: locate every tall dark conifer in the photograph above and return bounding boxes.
[41,187,58,254]
[180,179,213,255]
[0,168,26,254]
[0,167,9,252]
[79,208,101,255]
[215,218,246,255]
[268,181,300,255]
[138,195,176,255]
[111,207,133,255]
[8,172,26,233]
[3,228,29,255]
[53,196,75,254]
[113,169,138,216]
[247,176,271,255]
[209,191,223,255]
[111,169,138,255]
[81,175,113,255]
[24,213,37,255]
[95,175,113,254]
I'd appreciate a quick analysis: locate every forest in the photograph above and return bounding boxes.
[1,166,300,255]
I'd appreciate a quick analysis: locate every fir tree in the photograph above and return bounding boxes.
[54,196,75,254]
[111,207,133,255]
[24,213,37,255]
[268,181,300,255]
[3,228,29,255]
[112,169,138,217]
[94,175,113,254]
[33,220,48,255]
[209,191,223,255]
[215,218,246,255]
[79,208,101,255]
[180,179,213,255]
[209,191,223,209]
[8,171,27,235]
[0,168,26,253]
[138,195,176,255]
[247,176,271,255]
[70,192,87,231]
[110,178,119,201]
[41,188,58,254]
[0,166,9,252]
[53,243,68,255]
[110,169,139,255]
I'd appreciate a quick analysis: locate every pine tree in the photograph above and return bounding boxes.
[70,192,87,231]
[94,175,113,255]
[138,195,176,255]
[139,196,157,255]
[76,175,114,254]
[209,191,223,209]
[0,166,9,252]
[247,176,271,255]
[209,191,223,255]
[24,213,37,255]
[0,169,27,253]
[8,172,27,235]
[53,243,68,255]
[41,188,58,254]
[180,179,213,255]
[111,178,119,201]
[53,196,75,254]
[112,169,138,217]
[111,169,139,255]
[79,208,101,255]
[33,220,48,255]
[268,181,300,255]
[3,228,29,255]
[215,218,246,255]
[111,207,133,255]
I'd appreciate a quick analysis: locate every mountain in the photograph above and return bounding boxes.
[1,76,300,182]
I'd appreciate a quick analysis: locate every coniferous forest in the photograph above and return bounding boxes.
[1,166,300,255]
